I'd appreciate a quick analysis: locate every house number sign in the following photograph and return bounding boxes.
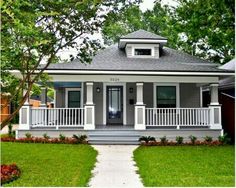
[110,78,120,82]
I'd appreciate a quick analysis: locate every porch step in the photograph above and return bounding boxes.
[88,130,140,145]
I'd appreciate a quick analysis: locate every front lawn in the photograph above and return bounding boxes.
[134,146,235,187]
[1,142,97,186]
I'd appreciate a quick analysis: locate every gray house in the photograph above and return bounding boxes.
[16,30,234,144]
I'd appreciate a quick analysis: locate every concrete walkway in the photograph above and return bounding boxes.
[89,145,143,188]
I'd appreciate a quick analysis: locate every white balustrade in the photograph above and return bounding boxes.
[145,108,210,127]
[31,108,84,128]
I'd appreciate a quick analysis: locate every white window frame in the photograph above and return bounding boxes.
[129,43,156,58]
[134,48,153,56]
[103,82,126,125]
[153,83,180,108]
[65,87,83,108]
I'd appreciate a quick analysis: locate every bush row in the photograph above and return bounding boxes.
[1,133,88,144]
[139,134,231,146]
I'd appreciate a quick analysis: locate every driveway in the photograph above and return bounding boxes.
[89,145,143,188]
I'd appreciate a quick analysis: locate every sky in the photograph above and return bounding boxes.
[58,0,178,61]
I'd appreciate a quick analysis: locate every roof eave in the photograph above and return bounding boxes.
[118,38,168,49]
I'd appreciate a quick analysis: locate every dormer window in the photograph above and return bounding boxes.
[134,49,152,56]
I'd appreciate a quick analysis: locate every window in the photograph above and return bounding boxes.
[156,86,176,108]
[67,91,80,108]
[134,49,151,56]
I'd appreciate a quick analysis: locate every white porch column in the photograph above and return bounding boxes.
[84,82,95,130]
[135,83,146,130]
[19,90,32,131]
[209,83,222,129]
[210,83,219,105]
[86,82,94,105]
[136,83,144,105]
[19,104,32,131]
[40,87,47,107]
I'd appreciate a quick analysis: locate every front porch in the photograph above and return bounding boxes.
[17,77,223,141]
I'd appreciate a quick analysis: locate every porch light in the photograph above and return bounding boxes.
[96,87,101,93]
[129,87,133,93]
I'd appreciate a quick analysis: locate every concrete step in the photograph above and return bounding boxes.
[89,140,140,145]
[88,131,140,145]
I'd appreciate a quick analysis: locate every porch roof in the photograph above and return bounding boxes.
[45,45,233,73]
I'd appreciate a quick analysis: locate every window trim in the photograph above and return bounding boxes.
[65,87,83,108]
[153,83,180,108]
[134,48,152,56]
[132,46,154,57]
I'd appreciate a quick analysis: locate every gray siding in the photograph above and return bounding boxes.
[93,82,103,125]
[55,88,65,107]
[180,83,200,107]
[17,129,222,141]
[143,83,153,108]
[126,83,136,125]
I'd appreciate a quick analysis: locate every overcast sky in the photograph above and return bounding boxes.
[58,0,178,61]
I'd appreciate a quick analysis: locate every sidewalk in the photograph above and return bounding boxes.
[89,145,143,188]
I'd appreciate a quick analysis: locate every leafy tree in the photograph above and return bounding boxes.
[102,5,145,45]
[102,0,234,63]
[1,0,139,128]
[167,0,235,63]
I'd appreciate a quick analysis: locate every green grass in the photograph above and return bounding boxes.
[1,142,97,186]
[134,146,235,187]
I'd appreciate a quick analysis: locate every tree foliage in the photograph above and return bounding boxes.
[102,0,235,63]
[174,0,235,63]
[1,0,139,128]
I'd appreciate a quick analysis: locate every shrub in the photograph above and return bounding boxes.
[7,124,15,138]
[176,136,184,145]
[189,135,197,144]
[204,136,213,143]
[25,133,32,139]
[160,136,168,145]
[8,124,13,136]
[43,133,50,139]
[139,136,156,143]
[59,134,66,141]
[1,164,21,185]
[218,133,231,144]
[72,134,87,143]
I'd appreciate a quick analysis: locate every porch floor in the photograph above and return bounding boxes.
[95,125,134,130]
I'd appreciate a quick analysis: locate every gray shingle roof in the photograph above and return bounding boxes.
[120,29,167,40]
[47,44,232,72]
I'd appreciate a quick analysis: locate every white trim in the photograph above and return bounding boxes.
[153,83,180,108]
[65,88,82,108]
[103,82,126,125]
[36,75,220,84]
[210,83,219,87]
[200,86,203,107]
[81,82,84,107]
[54,89,57,108]
[10,70,235,76]
[119,39,167,48]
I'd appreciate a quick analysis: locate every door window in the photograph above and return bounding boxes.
[68,91,80,108]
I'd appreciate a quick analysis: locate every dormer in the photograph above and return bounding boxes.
[118,30,167,59]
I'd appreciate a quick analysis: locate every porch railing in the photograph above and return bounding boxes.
[145,108,210,127]
[31,108,84,128]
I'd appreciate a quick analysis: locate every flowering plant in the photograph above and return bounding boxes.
[1,164,21,185]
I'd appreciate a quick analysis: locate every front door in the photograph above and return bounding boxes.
[107,86,123,124]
